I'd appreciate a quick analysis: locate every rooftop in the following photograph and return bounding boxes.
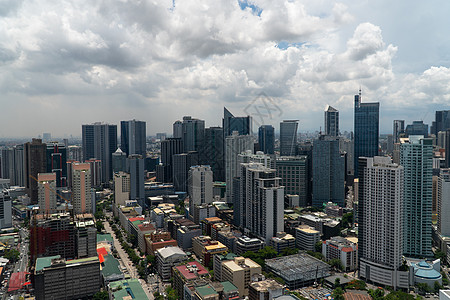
[265,253,330,281]
[156,246,186,259]
[110,278,149,300]
[195,284,218,297]
[175,261,208,280]
[250,279,284,292]
[101,254,122,278]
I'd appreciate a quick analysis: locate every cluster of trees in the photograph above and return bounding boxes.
[416,282,442,295]
[367,289,422,300]
[242,246,296,268]
[92,291,109,300]
[4,248,20,262]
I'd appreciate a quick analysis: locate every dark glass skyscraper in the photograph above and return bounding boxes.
[353,92,379,178]
[181,116,205,153]
[280,120,298,156]
[46,142,67,188]
[405,120,428,137]
[223,107,251,137]
[120,119,146,157]
[393,120,405,143]
[258,125,275,154]
[82,123,117,184]
[202,127,225,181]
[431,110,450,136]
[324,105,339,136]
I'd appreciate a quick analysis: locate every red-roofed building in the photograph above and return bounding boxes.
[96,247,108,256]
[173,261,210,300]
[322,236,358,271]
[137,222,156,253]
[8,272,29,292]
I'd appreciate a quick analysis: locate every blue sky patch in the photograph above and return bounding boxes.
[276,41,305,50]
[238,0,262,16]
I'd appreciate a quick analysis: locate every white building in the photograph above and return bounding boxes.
[188,165,213,215]
[322,236,358,271]
[359,156,409,289]
[113,172,130,216]
[438,169,450,237]
[295,225,320,251]
[225,132,253,202]
[155,246,188,281]
[72,163,92,214]
[240,163,284,242]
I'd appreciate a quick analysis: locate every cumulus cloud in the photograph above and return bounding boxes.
[0,0,448,137]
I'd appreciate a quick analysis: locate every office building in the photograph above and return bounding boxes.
[68,145,83,162]
[156,246,188,281]
[269,232,296,254]
[295,225,320,251]
[110,279,149,300]
[82,122,117,183]
[127,154,145,208]
[359,156,408,288]
[182,116,205,152]
[258,125,275,154]
[239,163,284,242]
[312,135,345,207]
[280,120,298,156]
[173,120,183,139]
[120,119,146,157]
[393,120,405,143]
[192,236,228,266]
[0,190,12,229]
[401,136,433,258]
[223,107,251,137]
[46,142,67,188]
[86,158,102,187]
[353,91,379,178]
[24,138,47,204]
[405,121,428,137]
[173,152,199,192]
[34,255,100,300]
[172,261,210,299]
[221,257,261,298]
[276,156,309,207]
[159,138,183,183]
[235,236,265,255]
[431,110,450,136]
[72,163,92,214]
[325,105,339,136]
[438,169,450,237]
[0,145,25,187]
[74,214,97,258]
[202,127,225,181]
[112,148,127,173]
[37,173,57,214]
[225,132,253,202]
[188,165,213,212]
[249,279,284,300]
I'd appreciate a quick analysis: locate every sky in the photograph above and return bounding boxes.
[1,0,450,137]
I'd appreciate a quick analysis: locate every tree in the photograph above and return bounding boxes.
[315,241,323,253]
[96,220,104,233]
[92,291,109,300]
[416,283,431,295]
[368,288,385,300]
[341,212,353,228]
[434,281,442,293]
[4,249,20,262]
[334,277,341,288]
[329,258,343,271]
[332,287,345,300]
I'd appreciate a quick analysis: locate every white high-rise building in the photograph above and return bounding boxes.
[38,173,57,214]
[72,163,92,214]
[359,156,408,289]
[114,172,130,216]
[239,163,284,242]
[225,132,254,202]
[188,165,213,212]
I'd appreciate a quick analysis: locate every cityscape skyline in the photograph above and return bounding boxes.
[2,1,450,137]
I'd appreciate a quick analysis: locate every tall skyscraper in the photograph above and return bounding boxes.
[159,138,183,183]
[188,165,213,212]
[113,172,130,216]
[120,119,146,157]
[258,125,275,155]
[239,163,284,242]
[223,107,251,137]
[38,173,57,214]
[24,138,47,204]
[431,110,450,136]
[225,132,254,202]
[1,146,25,187]
[46,142,67,188]
[405,121,428,137]
[359,156,407,289]
[312,135,345,207]
[446,129,450,168]
[276,156,309,207]
[173,120,183,139]
[393,120,405,143]
[182,116,205,152]
[112,148,127,173]
[438,169,450,237]
[400,136,433,258]
[324,105,339,136]
[202,127,225,181]
[0,190,12,229]
[173,152,199,192]
[280,120,298,156]
[82,123,117,184]
[72,163,92,214]
[127,154,145,208]
[354,91,379,178]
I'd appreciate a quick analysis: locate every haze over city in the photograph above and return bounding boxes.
[1,0,450,137]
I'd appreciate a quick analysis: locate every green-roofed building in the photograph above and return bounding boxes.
[101,254,124,284]
[110,278,149,300]
[34,255,100,300]
[97,233,114,250]
[194,284,219,300]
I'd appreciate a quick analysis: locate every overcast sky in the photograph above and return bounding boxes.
[1,0,450,137]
